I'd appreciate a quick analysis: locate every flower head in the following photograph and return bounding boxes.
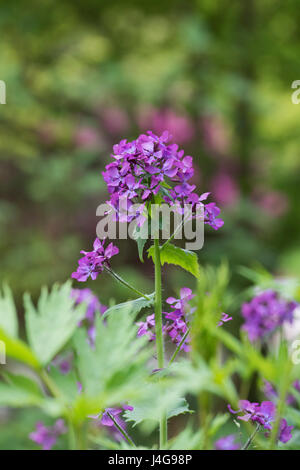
[228,400,275,430]
[228,400,293,443]
[102,131,223,229]
[71,238,119,282]
[29,419,66,450]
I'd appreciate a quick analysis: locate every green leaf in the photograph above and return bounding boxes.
[132,224,148,262]
[124,389,192,427]
[24,281,86,366]
[0,284,18,337]
[0,372,43,407]
[148,243,200,278]
[103,293,155,319]
[0,327,40,369]
[2,371,42,396]
[72,305,151,422]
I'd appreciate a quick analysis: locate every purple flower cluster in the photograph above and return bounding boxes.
[214,434,240,450]
[164,287,195,352]
[137,287,194,352]
[29,419,67,450]
[241,290,298,342]
[102,131,224,230]
[71,238,119,283]
[71,288,107,345]
[228,400,293,443]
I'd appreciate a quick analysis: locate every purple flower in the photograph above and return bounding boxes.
[278,419,294,443]
[252,401,276,430]
[228,400,293,443]
[166,287,195,312]
[71,288,107,346]
[218,312,233,327]
[102,131,224,230]
[241,290,298,342]
[138,287,194,352]
[228,400,275,430]
[71,238,119,282]
[215,434,240,450]
[137,314,157,341]
[262,379,299,406]
[90,405,134,442]
[29,419,67,450]
[51,353,73,375]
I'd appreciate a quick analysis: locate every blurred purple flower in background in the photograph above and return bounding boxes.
[29,419,67,450]
[71,287,107,345]
[253,190,289,218]
[100,106,130,136]
[201,114,230,156]
[137,107,195,144]
[211,172,239,207]
[241,290,298,342]
[74,126,102,150]
[90,405,134,442]
[215,434,240,450]
[278,419,294,444]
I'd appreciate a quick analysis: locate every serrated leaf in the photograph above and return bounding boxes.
[103,293,155,319]
[0,284,18,337]
[124,393,192,427]
[72,305,151,423]
[148,243,200,278]
[24,281,86,366]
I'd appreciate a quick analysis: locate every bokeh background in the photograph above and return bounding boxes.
[1,0,300,450]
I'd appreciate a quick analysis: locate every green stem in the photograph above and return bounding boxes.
[242,423,260,450]
[39,369,64,401]
[161,212,192,249]
[39,369,82,450]
[169,329,190,365]
[153,238,167,449]
[107,412,136,447]
[105,267,151,300]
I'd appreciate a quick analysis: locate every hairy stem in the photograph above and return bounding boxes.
[106,412,136,447]
[169,329,190,365]
[242,423,260,450]
[153,238,167,449]
[105,267,151,300]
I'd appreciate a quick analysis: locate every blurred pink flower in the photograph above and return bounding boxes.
[211,172,239,207]
[137,106,194,144]
[101,106,129,135]
[201,114,230,155]
[253,190,288,217]
[74,126,101,150]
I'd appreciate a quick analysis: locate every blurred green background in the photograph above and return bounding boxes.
[1,0,300,307]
